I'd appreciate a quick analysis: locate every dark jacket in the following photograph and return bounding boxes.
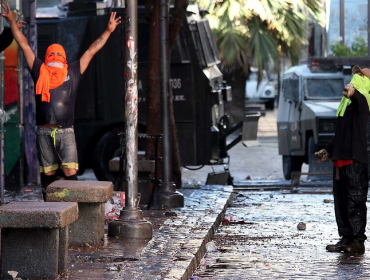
[326,89,370,164]
[0,27,13,52]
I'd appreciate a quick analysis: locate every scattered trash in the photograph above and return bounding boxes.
[323,199,331,203]
[105,192,126,220]
[206,241,217,252]
[297,222,306,230]
[8,271,18,279]
[165,211,177,217]
[222,217,230,225]
[200,258,207,268]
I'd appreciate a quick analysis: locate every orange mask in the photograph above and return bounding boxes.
[35,44,68,102]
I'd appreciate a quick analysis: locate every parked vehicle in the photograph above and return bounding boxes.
[277,58,354,180]
[245,67,276,110]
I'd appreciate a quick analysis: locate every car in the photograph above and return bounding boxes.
[277,60,353,180]
[245,67,276,110]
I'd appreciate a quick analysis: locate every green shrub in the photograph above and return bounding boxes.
[330,37,367,57]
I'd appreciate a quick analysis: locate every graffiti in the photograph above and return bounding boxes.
[125,13,131,31]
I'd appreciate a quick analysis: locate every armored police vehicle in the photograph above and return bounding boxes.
[277,58,358,180]
[35,2,235,183]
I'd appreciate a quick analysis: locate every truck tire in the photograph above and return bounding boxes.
[93,128,122,182]
[282,155,304,180]
[265,99,275,110]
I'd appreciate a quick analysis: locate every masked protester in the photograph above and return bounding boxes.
[1,4,121,200]
[315,65,370,254]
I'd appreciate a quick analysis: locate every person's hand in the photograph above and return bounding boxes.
[314,149,329,165]
[1,4,15,25]
[106,12,121,33]
[15,12,26,29]
[343,83,355,98]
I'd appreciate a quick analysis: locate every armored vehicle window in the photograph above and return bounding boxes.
[282,76,299,102]
[304,78,344,100]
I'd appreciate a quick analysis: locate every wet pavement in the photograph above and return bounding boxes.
[192,189,370,280]
[4,108,365,280]
[3,184,233,280]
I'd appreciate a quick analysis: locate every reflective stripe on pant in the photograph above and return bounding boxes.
[333,161,369,241]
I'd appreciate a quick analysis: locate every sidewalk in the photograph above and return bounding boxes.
[4,184,233,280]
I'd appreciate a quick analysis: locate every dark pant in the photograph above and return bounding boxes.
[333,162,369,241]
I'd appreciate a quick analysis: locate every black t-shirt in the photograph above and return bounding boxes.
[326,90,370,164]
[30,58,82,128]
[0,27,13,52]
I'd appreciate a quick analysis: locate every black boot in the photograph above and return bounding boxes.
[65,174,78,180]
[41,174,56,201]
[342,240,365,254]
[326,236,352,252]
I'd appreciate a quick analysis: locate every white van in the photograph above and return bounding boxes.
[245,68,276,110]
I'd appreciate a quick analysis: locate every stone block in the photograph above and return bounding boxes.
[0,202,78,279]
[46,180,113,246]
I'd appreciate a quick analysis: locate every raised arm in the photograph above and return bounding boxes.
[80,12,121,74]
[1,4,33,69]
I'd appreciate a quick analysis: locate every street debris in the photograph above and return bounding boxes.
[206,241,217,252]
[297,222,307,230]
[7,270,18,279]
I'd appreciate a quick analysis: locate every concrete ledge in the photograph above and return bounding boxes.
[0,201,78,228]
[0,201,78,279]
[46,180,113,246]
[46,180,113,203]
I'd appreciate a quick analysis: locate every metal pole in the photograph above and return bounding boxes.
[340,0,345,44]
[108,2,152,239]
[157,0,184,208]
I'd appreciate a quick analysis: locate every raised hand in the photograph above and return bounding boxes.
[15,12,26,29]
[107,12,121,33]
[314,149,329,165]
[1,3,15,25]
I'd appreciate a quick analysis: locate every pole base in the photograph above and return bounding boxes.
[108,208,153,239]
[157,191,184,208]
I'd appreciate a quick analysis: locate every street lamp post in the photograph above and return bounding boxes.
[108,0,153,239]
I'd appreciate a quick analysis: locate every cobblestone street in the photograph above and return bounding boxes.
[193,189,370,279]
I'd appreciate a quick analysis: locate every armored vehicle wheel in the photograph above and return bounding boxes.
[282,155,304,180]
[265,99,275,110]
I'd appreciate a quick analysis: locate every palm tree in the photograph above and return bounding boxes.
[194,0,325,76]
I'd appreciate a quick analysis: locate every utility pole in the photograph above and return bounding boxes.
[340,0,345,45]
[108,1,153,239]
[157,0,184,208]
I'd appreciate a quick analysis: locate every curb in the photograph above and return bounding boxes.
[117,185,234,280]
